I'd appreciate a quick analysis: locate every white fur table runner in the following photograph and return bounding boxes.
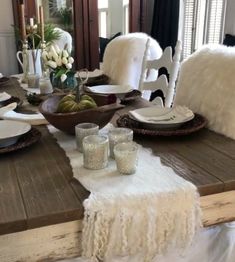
[48,125,201,262]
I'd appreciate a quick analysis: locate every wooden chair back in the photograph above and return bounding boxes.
[139,40,182,107]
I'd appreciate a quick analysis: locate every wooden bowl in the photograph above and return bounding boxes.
[39,94,124,134]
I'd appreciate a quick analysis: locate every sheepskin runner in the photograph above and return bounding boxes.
[48,125,201,262]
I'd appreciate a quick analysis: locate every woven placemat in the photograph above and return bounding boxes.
[0,127,41,154]
[117,114,207,136]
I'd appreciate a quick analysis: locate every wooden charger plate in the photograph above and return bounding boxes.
[117,113,207,136]
[0,127,41,154]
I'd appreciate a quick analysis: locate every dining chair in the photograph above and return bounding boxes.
[53,27,73,53]
[101,33,162,98]
[175,44,235,140]
[139,40,182,107]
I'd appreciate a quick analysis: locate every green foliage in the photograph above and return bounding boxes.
[13,23,61,50]
[44,23,61,46]
[58,7,73,31]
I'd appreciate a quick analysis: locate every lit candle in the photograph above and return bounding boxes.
[39,6,44,42]
[29,18,34,27]
[20,4,26,41]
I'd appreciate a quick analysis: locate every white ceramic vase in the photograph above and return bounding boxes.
[16,49,42,76]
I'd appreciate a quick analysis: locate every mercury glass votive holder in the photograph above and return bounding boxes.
[75,123,99,152]
[83,135,109,170]
[114,142,139,175]
[27,73,40,88]
[39,77,53,94]
[108,128,133,158]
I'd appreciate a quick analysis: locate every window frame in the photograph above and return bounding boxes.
[182,0,227,59]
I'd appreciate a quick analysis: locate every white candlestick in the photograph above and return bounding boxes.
[30,18,34,27]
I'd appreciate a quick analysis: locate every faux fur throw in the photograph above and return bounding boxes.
[175,44,235,139]
[102,33,162,90]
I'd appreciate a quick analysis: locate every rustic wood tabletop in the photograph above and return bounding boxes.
[1,78,235,236]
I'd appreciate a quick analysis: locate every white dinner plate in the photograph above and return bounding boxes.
[87,84,133,95]
[130,106,194,130]
[0,92,11,102]
[0,120,31,148]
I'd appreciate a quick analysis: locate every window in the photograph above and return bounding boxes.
[182,0,227,59]
[98,0,109,38]
[123,0,129,34]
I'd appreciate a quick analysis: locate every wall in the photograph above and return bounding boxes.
[224,0,235,35]
[0,0,18,75]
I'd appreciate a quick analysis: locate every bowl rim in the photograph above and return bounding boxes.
[39,94,124,116]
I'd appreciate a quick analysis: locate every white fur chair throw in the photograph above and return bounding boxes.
[53,28,72,53]
[102,33,162,91]
[175,44,235,139]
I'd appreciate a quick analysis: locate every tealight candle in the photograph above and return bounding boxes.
[83,135,109,170]
[108,128,133,158]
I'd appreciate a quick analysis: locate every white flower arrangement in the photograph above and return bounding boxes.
[42,45,74,82]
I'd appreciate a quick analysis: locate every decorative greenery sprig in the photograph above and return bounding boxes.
[13,23,61,50]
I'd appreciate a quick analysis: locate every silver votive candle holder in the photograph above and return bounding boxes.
[75,123,99,152]
[39,77,53,94]
[27,73,40,88]
[108,128,133,158]
[114,141,139,175]
[83,135,109,170]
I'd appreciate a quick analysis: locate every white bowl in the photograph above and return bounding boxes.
[0,120,31,148]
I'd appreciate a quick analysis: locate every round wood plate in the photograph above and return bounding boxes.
[117,113,207,136]
[0,127,41,154]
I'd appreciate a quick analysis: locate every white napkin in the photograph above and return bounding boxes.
[0,102,47,125]
[0,92,11,102]
[0,73,3,78]
[0,102,17,114]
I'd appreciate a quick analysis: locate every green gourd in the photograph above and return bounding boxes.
[57,94,97,113]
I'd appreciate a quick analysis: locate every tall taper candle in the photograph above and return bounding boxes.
[39,6,44,42]
[20,4,26,41]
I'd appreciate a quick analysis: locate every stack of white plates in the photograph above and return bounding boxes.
[0,120,31,148]
[129,106,194,130]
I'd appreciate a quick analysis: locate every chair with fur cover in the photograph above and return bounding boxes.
[101,33,162,99]
[175,44,235,140]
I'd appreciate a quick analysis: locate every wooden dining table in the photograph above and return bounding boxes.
[1,78,235,262]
